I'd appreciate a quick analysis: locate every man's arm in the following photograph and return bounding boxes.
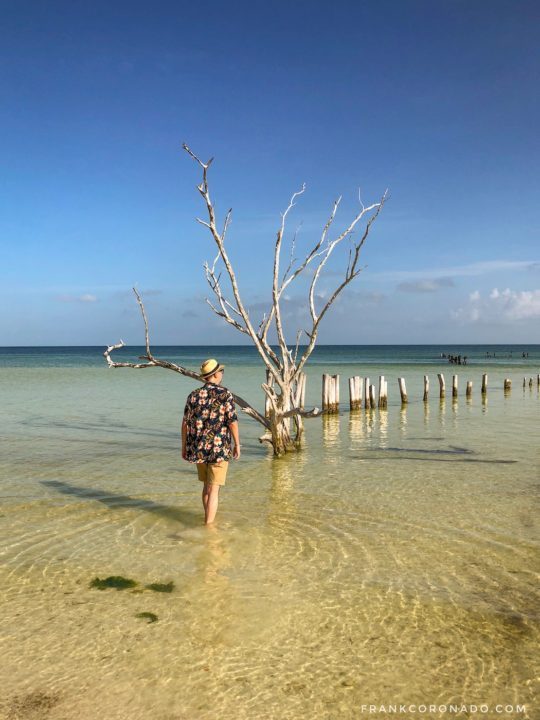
[229,420,240,459]
[181,418,188,460]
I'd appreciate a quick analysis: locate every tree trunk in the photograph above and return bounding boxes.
[263,380,304,456]
[270,415,295,456]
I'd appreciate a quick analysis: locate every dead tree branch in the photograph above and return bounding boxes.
[106,147,386,457]
[104,289,270,429]
[295,190,388,378]
[183,143,284,387]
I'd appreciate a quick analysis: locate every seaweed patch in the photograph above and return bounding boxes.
[136,612,158,623]
[6,691,60,718]
[146,581,174,593]
[90,576,138,591]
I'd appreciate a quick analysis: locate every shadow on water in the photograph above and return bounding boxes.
[373,446,475,455]
[21,415,179,440]
[358,456,517,464]
[361,446,517,464]
[41,480,201,526]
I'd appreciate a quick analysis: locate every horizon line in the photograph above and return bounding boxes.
[1,343,539,350]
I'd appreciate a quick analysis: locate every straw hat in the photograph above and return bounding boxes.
[199,358,225,379]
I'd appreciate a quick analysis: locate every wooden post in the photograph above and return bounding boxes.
[364,377,371,410]
[378,375,385,408]
[529,378,533,389]
[326,374,339,414]
[328,375,336,413]
[378,377,388,409]
[437,373,445,399]
[481,373,488,395]
[369,384,376,409]
[349,376,361,410]
[466,380,473,397]
[504,378,512,392]
[398,377,408,404]
[355,376,363,408]
[322,374,330,412]
[423,375,429,402]
[537,374,540,388]
[333,374,340,412]
[452,374,458,398]
[523,377,526,389]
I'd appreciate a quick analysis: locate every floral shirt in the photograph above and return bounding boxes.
[183,383,238,463]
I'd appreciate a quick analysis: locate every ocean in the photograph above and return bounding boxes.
[0,345,538,719]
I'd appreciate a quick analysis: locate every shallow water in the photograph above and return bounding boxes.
[0,346,538,719]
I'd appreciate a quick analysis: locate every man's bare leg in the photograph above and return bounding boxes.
[205,483,220,525]
[202,480,210,515]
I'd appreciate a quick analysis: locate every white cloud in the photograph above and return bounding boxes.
[502,289,540,319]
[453,287,540,323]
[55,294,98,303]
[373,259,539,283]
[398,277,454,293]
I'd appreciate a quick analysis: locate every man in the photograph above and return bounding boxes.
[182,358,240,525]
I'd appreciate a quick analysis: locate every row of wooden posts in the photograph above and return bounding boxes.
[263,371,539,417]
[324,372,540,413]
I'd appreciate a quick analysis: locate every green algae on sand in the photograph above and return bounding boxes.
[146,581,174,593]
[135,612,158,623]
[90,576,138,591]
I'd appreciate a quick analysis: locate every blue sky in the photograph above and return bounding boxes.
[1,0,539,345]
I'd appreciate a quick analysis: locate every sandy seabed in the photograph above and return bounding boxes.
[1,356,538,719]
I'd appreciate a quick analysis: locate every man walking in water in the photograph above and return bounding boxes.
[182,359,240,524]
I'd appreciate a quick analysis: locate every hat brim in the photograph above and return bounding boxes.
[200,364,225,379]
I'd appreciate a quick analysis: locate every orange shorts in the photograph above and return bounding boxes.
[196,461,229,486]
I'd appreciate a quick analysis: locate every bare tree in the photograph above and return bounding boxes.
[105,146,387,456]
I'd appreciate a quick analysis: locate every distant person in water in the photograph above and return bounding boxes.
[181,359,240,525]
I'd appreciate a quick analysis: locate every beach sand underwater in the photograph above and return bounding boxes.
[0,345,538,720]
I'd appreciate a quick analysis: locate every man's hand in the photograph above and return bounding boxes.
[229,420,240,459]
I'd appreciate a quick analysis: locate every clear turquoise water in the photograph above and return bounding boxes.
[0,346,538,720]
[2,343,538,368]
